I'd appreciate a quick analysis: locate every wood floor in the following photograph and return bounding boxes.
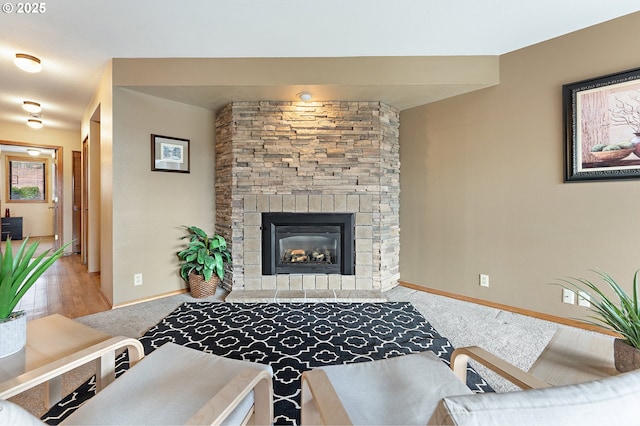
[15,254,111,320]
[5,235,55,257]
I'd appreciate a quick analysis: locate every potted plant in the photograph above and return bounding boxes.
[177,226,231,298]
[0,237,71,358]
[558,269,640,372]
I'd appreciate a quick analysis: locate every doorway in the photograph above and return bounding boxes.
[83,109,101,274]
[0,141,63,249]
[72,150,81,254]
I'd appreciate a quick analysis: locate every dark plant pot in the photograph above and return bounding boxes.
[188,273,219,298]
[614,338,640,373]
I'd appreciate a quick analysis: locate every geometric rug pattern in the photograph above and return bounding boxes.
[42,302,492,425]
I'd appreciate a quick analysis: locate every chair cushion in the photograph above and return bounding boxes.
[0,399,43,425]
[314,351,472,425]
[62,342,273,425]
[428,368,640,426]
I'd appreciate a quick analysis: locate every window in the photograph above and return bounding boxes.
[6,156,48,202]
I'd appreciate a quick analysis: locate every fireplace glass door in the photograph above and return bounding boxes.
[276,226,340,274]
[262,213,355,275]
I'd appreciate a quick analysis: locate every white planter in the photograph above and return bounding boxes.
[0,311,27,358]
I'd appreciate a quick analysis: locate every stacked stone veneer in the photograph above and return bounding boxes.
[214,101,400,293]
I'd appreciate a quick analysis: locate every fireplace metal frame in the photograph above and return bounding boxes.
[261,212,355,275]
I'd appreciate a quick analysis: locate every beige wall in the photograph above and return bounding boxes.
[111,88,215,306]
[0,122,80,247]
[399,12,640,319]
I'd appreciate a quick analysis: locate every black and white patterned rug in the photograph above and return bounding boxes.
[43,302,493,425]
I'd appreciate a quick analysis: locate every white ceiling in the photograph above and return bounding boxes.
[0,1,638,132]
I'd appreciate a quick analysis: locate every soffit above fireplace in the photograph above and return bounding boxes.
[116,56,499,112]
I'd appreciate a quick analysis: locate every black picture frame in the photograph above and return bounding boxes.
[151,134,190,173]
[563,67,640,182]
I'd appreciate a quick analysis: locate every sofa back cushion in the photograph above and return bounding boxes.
[428,368,640,425]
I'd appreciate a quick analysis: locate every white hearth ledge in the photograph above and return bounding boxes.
[225,289,386,303]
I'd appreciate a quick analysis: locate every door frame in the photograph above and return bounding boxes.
[82,137,88,265]
[0,139,63,249]
[72,150,82,254]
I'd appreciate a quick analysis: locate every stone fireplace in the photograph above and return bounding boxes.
[214,101,400,295]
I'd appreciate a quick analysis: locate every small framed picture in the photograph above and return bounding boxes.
[563,67,640,182]
[151,134,190,173]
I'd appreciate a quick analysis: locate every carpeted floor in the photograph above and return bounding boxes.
[41,301,493,425]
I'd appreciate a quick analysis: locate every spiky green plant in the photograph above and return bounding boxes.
[557,270,640,349]
[177,226,231,282]
[0,237,71,320]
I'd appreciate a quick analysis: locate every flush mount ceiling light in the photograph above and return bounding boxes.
[27,114,43,129]
[26,148,41,156]
[297,92,312,101]
[22,101,42,113]
[14,53,42,73]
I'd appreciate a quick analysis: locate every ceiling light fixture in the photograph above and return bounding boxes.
[26,148,41,156]
[298,92,312,101]
[14,53,42,73]
[22,101,42,113]
[27,114,43,129]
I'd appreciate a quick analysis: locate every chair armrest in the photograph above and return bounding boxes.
[451,346,550,390]
[185,367,273,426]
[0,336,144,400]
[301,369,352,426]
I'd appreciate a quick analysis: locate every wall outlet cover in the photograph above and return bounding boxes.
[479,274,489,287]
[562,288,575,304]
[578,291,591,307]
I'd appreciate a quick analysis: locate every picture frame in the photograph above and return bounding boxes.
[563,67,640,182]
[151,134,190,173]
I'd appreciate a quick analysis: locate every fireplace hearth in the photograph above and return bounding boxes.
[262,213,355,275]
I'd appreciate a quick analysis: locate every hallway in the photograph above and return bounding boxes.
[15,254,111,320]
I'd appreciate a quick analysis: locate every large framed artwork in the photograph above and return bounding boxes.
[563,67,640,182]
[151,134,190,173]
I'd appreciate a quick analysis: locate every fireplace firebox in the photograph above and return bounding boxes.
[262,213,355,275]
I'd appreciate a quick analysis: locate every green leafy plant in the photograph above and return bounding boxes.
[11,186,41,200]
[177,226,231,282]
[557,269,640,349]
[0,237,71,320]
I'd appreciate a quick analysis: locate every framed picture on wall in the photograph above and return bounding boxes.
[151,134,190,173]
[563,67,640,182]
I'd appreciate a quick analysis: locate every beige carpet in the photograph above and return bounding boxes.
[386,286,613,392]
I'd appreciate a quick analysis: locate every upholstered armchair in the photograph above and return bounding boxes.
[301,346,640,425]
[1,342,274,425]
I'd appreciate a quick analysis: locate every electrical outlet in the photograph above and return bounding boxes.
[578,291,591,308]
[479,274,489,287]
[134,273,143,286]
[562,288,575,304]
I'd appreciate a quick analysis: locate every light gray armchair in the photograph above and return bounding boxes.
[301,346,640,425]
[1,342,274,425]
